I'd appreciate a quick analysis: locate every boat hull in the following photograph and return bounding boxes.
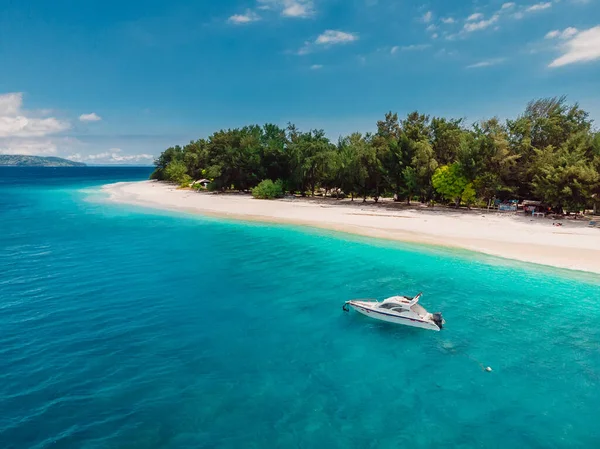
[348,303,441,331]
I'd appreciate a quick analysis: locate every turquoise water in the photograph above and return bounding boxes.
[1,167,600,449]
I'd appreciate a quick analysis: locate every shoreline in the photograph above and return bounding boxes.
[101,181,600,275]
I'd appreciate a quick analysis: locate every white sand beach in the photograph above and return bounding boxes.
[103,181,600,274]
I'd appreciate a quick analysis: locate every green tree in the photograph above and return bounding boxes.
[151,145,184,180]
[149,97,599,215]
[460,118,518,205]
[252,179,284,199]
[432,163,469,207]
[461,183,477,209]
[401,166,418,204]
[411,140,438,201]
[531,134,599,212]
[165,160,191,186]
[287,129,335,196]
[431,117,464,165]
[507,97,593,199]
[402,111,431,142]
[374,112,402,200]
[336,133,366,200]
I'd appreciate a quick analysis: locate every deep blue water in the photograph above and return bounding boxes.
[1,167,600,449]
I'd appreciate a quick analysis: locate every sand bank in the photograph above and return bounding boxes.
[102,181,600,274]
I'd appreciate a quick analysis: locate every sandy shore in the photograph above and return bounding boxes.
[102,181,600,274]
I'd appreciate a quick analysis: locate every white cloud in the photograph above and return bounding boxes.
[422,11,433,23]
[79,112,102,122]
[315,30,359,45]
[68,148,154,164]
[257,0,314,18]
[545,27,578,39]
[228,10,261,24]
[391,46,399,54]
[526,2,552,12]
[549,25,600,67]
[293,29,358,55]
[0,136,86,157]
[501,2,516,9]
[0,92,70,138]
[0,93,22,116]
[282,2,311,17]
[401,44,432,51]
[0,139,58,156]
[310,64,323,69]
[297,42,312,55]
[0,116,68,138]
[464,15,499,32]
[426,24,437,32]
[441,17,455,24]
[466,58,506,68]
[467,13,484,21]
[0,93,157,163]
[432,33,439,39]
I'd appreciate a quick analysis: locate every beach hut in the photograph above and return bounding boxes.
[496,199,518,212]
[521,200,544,216]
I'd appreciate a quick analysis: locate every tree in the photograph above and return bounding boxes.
[151,145,184,180]
[402,111,431,142]
[461,183,477,209]
[374,112,402,201]
[165,160,191,186]
[261,124,290,187]
[432,163,469,207]
[337,134,365,201]
[402,166,418,204]
[507,97,593,199]
[287,129,334,196]
[531,134,599,212]
[431,117,464,165]
[592,132,600,214]
[461,118,518,205]
[252,179,284,199]
[411,140,438,201]
[149,97,599,214]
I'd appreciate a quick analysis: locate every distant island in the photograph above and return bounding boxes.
[0,155,86,167]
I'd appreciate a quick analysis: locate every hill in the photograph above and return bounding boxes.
[0,155,86,167]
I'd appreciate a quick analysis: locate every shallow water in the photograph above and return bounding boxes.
[1,167,599,448]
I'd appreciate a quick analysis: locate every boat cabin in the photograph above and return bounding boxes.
[378,295,428,317]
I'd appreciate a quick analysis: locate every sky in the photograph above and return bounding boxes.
[0,0,599,165]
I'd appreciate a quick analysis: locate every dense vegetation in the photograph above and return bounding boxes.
[0,155,86,167]
[151,97,600,213]
[251,179,284,199]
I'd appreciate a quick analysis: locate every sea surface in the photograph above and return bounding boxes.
[1,167,600,449]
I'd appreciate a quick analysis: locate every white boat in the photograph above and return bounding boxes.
[343,293,445,331]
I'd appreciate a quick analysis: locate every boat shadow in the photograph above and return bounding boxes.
[343,312,430,340]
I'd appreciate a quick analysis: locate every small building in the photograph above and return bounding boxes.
[520,200,543,214]
[496,199,518,212]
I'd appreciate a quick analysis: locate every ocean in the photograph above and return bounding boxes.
[1,167,599,449]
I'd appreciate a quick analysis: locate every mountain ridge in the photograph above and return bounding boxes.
[0,155,86,167]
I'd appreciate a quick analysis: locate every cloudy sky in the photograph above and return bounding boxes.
[1,0,599,164]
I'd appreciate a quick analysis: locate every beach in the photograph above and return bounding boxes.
[103,181,600,274]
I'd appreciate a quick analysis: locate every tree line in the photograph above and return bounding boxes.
[151,97,600,213]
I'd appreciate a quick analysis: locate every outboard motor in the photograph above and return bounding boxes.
[432,313,444,330]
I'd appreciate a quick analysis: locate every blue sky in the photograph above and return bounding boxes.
[0,0,599,164]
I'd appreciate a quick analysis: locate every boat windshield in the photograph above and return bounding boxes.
[411,303,427,316]
[379,302,407,311]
